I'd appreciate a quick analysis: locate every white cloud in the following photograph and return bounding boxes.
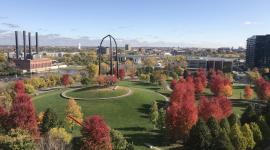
[243,21,262,25]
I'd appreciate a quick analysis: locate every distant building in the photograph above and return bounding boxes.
[171,50,185,56]
[97,46,110,55]
[246,35,270,68]
[187,57,234,72]
[218,47,231,51]
[125,44,131,51]
[14,58,52,72]
[118,54,142,64]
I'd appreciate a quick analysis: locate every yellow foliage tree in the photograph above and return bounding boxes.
[87,64,98,79]
[48,127,72,144]
[65,99,83,131]
[37,112,44,126]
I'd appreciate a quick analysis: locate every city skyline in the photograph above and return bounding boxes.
[0,0,269,48]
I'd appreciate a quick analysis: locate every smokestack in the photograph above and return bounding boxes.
[35,32,38,54]
[15,31,19,59]
[23,31,26,60]
[28,32,32,59]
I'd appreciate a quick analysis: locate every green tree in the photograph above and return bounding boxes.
[81,77,91,86]
[241,123,256,149]
[149,101,159,128]
[228,113,240,127]
[220,118,231,134]
[40,108,59,133]
[229,124,247,150]
[110,129,128,150]
[211,129,235,150]
[249,122,263,143]
[264,102,270,126]
[240,104,258,124]
[256,115,270,139]
[185,118,212,150]
[207,116,220,138]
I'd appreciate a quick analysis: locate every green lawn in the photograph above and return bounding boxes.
[33,81,167,150]
[66,86,129,99]
[33,80,247,150]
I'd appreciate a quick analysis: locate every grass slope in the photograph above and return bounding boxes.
[33,81,166,149]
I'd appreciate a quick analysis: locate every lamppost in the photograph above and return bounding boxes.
[98,35,119,78]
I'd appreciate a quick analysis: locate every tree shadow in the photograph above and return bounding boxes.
[137,104,151,115]
[115,127,147,131]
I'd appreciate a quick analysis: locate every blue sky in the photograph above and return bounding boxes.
[0,0,269,47]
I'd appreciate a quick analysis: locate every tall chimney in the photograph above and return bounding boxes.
[35,32,38,54]
[23,31,26,60]
[15,31,19,59]
[28,32,32,59]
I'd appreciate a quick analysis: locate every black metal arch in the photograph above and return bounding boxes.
[98,35,119,78]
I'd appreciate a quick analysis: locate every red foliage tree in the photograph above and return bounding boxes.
[255,78,270,101]
[81,115,112,150]
[194,77,205,94]
[217,96,233,118]
[166,78,198,140]
[62,74,70,87]
[198,96,232,121]
[15,80,25,94]
[8,93,39,138]
[119,68,125,80]
[197,68,208,87]
[210,71,232,96]
[170,79,177,90]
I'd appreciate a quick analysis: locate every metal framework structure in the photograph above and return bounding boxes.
[98,35,119,78]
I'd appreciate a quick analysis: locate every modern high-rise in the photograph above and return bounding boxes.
[246,35,270,68]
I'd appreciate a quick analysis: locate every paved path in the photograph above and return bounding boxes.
[61,86,133,100]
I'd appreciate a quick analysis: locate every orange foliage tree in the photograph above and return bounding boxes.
[244,85,253,100]
[210,70,232,97]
